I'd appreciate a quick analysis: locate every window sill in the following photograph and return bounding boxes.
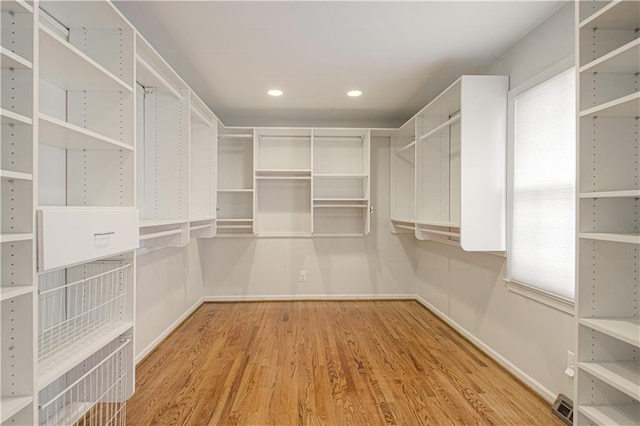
[503,279,574,315]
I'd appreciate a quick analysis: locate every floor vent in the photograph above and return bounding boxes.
[552,394,573,425]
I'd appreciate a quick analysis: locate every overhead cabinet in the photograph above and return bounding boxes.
[575,1,640,425]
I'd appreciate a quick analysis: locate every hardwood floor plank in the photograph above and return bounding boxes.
[127,301,562,426]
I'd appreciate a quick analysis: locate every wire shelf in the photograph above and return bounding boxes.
[38,261,131,376]
[38,336,131,425]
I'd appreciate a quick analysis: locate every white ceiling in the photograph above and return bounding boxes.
[115,1,565,128]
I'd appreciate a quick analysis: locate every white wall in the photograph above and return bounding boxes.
[414,2,575,401]
[135,240,204,361]
[202,136,416,299]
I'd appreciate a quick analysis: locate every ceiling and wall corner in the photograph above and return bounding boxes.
[114,0,566,128]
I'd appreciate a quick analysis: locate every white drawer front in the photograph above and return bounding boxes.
[38,208,139,271]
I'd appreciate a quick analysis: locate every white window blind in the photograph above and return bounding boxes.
[510,67,576,301]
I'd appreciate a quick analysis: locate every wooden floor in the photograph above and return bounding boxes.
[127,301,562,425]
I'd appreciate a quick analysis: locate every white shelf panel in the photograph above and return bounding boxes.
[579,317,640,347]
[313,204,368,209]
[190,216,216,222]
[311,232,364,238]
[139,228,182,241]
[580,92,640,118]
[256,176,311,180]
[0,170,32,181]
[0,396,32,423]
[579,232,640,244]
[39,25,132,93]
[580,0,640,29]
[0,233,32,243]
[313,174,367,179]
[217,219,253,223]
[218,134,252,139]
[0,0,32,13]
[579,361,640,400]
[139,219,187,228]
[217,225,253,229]
[391,217,416,224]
[579,190,640,199]
[417,227,461,238]
[217,189,253,192]
[580,39,640,74]
[189,224,211,232]
[39,113,133,151]
[256,232,312,238]
[579,404,640,426]
[0,108,31,125]
[416,220,461,228]
[38,322,133,390]
[0,47,32,69]
[0,285,33,301]
[314,198,367,202]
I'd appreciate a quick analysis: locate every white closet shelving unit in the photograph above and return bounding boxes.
[414,75,508,251]
[136,35,190,249]
[575,1,639,425]
[255,128,312,237]
[312,128,371,236]
[34,1,137,424]
[1,2,36,424]
[390,117,416,234]
[217,126,255,236]
[189,91,218,239]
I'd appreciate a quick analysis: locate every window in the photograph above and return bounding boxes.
[508,63,576,307]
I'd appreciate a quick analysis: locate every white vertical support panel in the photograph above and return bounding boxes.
[310,128,315,234]
[363,130,371,235]
[252,128,258,235]
[459,75,508,251]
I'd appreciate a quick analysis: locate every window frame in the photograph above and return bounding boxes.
[505,56,576,315]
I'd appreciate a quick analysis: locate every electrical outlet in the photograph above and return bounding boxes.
[299,270,307,282]
[565,351,575,378]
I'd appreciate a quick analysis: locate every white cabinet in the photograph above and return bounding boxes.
[575,1,640,425]
[413,75,508,251]
[37,207,138,271]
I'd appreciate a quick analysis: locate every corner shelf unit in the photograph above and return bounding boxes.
[217,126,255,236]
[1,0,35,423]
[189,91,218,239]
[135,35,189,249]
[390,117,416,234]
[575,1,640,425]
[414,75,508,251]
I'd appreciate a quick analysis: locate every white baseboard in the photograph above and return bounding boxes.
[135,297,204,364]
[413,294,555,403]
[203,294,412,302]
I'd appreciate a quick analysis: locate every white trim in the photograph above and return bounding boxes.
[135,297,204,364]
[413,295,556,403]
[506,56,577,306]
[504,279,574,315]
[203,294,412,302]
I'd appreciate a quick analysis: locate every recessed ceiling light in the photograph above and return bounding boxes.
[268,89,283,97]
[347,90,362,97]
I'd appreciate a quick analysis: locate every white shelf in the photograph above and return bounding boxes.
[313,174,367,179]
[0,47,32,69]
[189,224,211,232]
[0,285,33,301]
[136,55,182,100]
[219,134,252,139]
[38,322,133,390]
[256,176,311,180]
[580,92,640,118]
[313,204,368,209]
[579,190,640,199]
[579,317,640,347]
[0,108,31,125]
[314,198,367,202]
[311,233,364,238]
[217,225,253,229]
[39,25,132,93]
[217,189,253,193]
[218,219,253,223]
[0,233,32,243]
[0,396,32,423]
[417,227,461,238]
[0,0,32,14]
[580,0,640,29]
[419,112,461,141]
[39,113,133,151]
[256,169,311,174]
[140,228,182,241]
[190,216,216,222]
[579,404,639,426]
[139,219,187,228]
[416,220,461,228]
[0,170,32,181]
[579,232,640,244]
[580,38,640,74]
[256,232,311,238]
[391,217,416,224]
[579,361,640,400]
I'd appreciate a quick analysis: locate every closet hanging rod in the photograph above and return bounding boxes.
[137,55,183,100]
[397,140,416,154]
[419,112,461,141]
[190,105,210,126]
